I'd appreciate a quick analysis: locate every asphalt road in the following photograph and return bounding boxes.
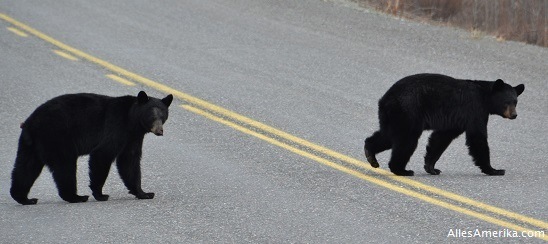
[1,0,547,243]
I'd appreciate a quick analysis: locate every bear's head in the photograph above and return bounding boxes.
[490,79,524,120]
[133,91,173,136]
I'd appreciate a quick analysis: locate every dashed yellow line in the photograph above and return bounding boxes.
[1,12,546,240]
[7,26,28,37]
[52,49,79,61]
[106,74,136,86]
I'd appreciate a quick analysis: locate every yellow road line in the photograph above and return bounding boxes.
[7,26,28,37]
[106,74,136,86]
[183,104,547,241]
[52,49,79,61]
[0,12,545,235]
[314,147,548,230]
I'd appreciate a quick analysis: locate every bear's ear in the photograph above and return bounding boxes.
[514,84,525,96]
[162,94,173,107]
[492,79,505,92]
[137,91,149,104]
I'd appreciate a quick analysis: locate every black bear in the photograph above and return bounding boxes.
[11,91,173,205]
[364,74,524,176]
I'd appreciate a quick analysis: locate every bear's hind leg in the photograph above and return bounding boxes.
[388,133,420,176]
[364,131,392,168]
[424,130,462,175]
[50,156,89,203]
[10,148,44,205]
[366,107,395,168]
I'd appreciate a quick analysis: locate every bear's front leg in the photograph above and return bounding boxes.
[116,139,154,200]
[465,130,505,176]
[116,157,155,200]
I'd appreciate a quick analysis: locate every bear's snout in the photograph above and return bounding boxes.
[151,120,164,136]
[503,105,517,119]
[151,127,163,136]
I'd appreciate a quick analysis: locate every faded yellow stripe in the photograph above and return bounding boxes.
[7,26,28,37]
[52,49,78,61]
[106,74,136,86]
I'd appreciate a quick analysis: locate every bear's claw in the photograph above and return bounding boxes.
[129,190,155,199]
[364,146,380,168]
[424,165,442,175]
[483,169,505,176]
[16,198,38,205]
[390,169,415,176]
[63,195,89,203]
[93,194,110,201]
[135,192,154,199]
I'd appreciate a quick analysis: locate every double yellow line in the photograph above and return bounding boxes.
[1,13,546,240]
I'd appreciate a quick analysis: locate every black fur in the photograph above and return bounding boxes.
[11,91,173,205]
[364,74,524,176]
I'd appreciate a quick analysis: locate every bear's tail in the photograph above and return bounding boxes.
[378,103,392,135]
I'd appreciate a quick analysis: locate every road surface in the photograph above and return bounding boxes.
[0,0,546,243]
